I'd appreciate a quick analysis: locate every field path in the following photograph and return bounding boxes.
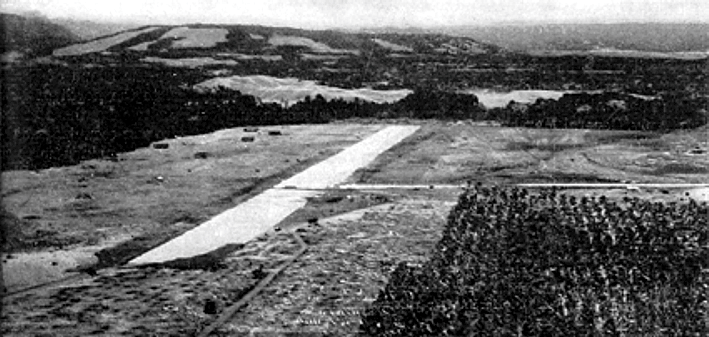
[128,125,419,265]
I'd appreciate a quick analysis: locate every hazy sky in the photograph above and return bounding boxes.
[2,0,707,28]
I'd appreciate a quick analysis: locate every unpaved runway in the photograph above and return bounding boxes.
[129,125,419,265]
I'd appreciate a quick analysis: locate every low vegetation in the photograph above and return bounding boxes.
[359,185,708,336]
[492,91,708,130]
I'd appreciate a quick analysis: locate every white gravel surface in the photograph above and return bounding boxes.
[129,126,419,265]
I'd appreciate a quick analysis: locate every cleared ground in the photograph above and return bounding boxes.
[53,27,159,56]
[2,124,384,292]
[141,56,239,68]
[372,38,413,52]
[137,27,230,49]
[130,126,418,264]
[2,121,707,336]
[462,89,569,108]
[194,75,413,106]
[349,122,708,186]
[268,35,359,55]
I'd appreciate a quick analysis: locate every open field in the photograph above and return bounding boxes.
[371,38,412,52]
[528,48,709,60]
[130,27,230,50]
[462,89,569,108]
[2,122,707,336]
[141,56,239,67]
[53,27,159,56]
[194,75,413,105]
[1,124,384,292]
[161,27,230,49]
[268,35,360,55]
[216,53,283,61]
[349,122,708,186]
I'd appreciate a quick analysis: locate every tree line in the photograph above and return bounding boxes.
[2,65,706,170]
[359,185,708,336]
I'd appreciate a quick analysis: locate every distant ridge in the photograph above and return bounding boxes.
[52,18,141,41]
[48,23,500,57]
[0,13,79,59]
[360,23,709,53]
[436,23,709,53]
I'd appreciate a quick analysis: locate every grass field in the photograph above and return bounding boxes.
[268,34,360,55]
[141,56,239,67]
[53,27,159,56]
[194,75,413,105]
[350,122,708,185]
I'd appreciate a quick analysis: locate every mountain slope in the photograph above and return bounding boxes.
[49,24,500,57]
[439,23,709,52]
[0,13,79,58]
[52,18,140,41]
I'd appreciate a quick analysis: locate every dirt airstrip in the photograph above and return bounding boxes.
[2,124,385,292]
[2,121,707,336]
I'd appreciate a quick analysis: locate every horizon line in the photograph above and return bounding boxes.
[3,10,708,30]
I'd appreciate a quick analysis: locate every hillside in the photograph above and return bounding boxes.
[0,13,79,59]
[439,23,709,53]
[365,23,709,57]
[50,24,498,57]
[52,18,140,41]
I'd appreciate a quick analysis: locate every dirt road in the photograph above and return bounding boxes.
[129,125,420,265]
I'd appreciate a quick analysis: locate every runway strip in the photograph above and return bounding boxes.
[129,125,419,265]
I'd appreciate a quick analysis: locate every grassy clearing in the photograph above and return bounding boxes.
[53,27,159,56]
[372,38,413,52]
[194,75,412,105]
[141,56,238,67]
[461,89,569,108]
[268,34,360,55]
[1,124,383,290]
[161,27,230,49]
[351,123,709,185]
